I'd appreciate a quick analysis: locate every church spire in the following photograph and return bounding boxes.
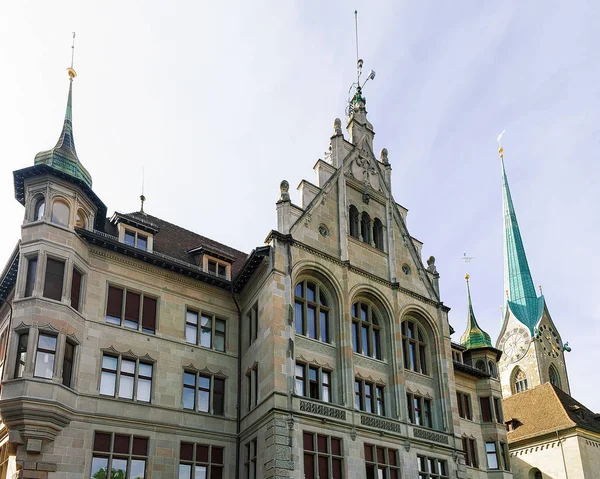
[460,274,492,349]
[33,34,92,188]
[498,137,544,333]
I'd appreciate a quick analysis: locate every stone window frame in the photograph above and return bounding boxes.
[184,308,226,352]
[461,436,479,468]
[50,197,71,228]
[203,255,230,281]
[246,363,259,412]
[484,440,510,470]
[456,391,472,420]
[294,279,331,344]
[417,455,449,479]
[182,368,226,416]
[105,283,158,335]
[91,431,149,479]
[246,302,259,348]
[406,391,432,428]
[364,443,400,478]
[511,367,529,394]
[179,442,225,479]
[302,431,344,479]
[124,228,148,251]
[32,194,46,222]
[295,361,332,403]
[244,437,258,479]
[98,350,154,403]
[549,364,561,388]
[401,318,430,376]
[355,377,385,416]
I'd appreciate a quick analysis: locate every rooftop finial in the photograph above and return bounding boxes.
[140,166,146,213]
[67,32,77,80]
[346,10,376,118]
[497,129,505,158]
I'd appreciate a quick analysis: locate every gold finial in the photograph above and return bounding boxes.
[539,285,543,294]
[465,273,470,281]
[67,32,77,80]
[506,289,509,297]
[497,130,506,158]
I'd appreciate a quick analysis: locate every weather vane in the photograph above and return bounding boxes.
[140,166,146,214]
[497,129,505,158]
[346,10,376,118]
[67,32,77,80]
[461,252,473,279]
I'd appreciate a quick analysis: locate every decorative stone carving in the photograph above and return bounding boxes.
[333,118,342,136]
[360,415,402,433]
[299,400,346,420]
[426,256,437,274]
[380,148,389,165]
[352,156,380,192]
[296,336,336,358]
[353,355,389,375]
[280,180,290,202]
[412,428,449,444]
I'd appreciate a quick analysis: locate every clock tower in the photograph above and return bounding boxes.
[495,144,570,398]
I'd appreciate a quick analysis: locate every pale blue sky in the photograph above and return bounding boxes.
[1,2,598,410]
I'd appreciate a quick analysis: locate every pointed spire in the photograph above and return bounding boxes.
[33,43,92,188]
[499,141,544,333]
[460,274,493,349]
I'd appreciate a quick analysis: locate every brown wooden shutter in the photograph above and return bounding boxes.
[70,269,82,310]
[480,397,492,422]
[43,258,65,301]
[106,286,123,318]
[125,291,141,325]
[142,296,157,333]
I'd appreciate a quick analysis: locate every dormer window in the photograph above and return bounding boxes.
[207,259,227,279]
[124,229,148,251]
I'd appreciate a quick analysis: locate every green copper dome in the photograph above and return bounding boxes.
[460,275,493,350]
[500,153,544,334]
[34,79,92,188]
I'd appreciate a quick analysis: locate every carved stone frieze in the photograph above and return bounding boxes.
[299,400,346,420]
[412,428,449,444]
[360,415,402,433]
[296,336,336,358]
[354,355,389,375]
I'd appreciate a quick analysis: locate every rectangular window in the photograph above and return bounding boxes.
[457,392,472,420]
[417,455,449,479]
[91,432,148,479]
[99,354,153,403]
[485,442,499,469]
[186,310,198,344]
[500,442,509,470]
[124,229,148,251]
[14,333,28,378]
[407,393,433,427]
[247,365,259,411]
[480,397,492,422]
[303,432,343,479]
[34,333,57,379]
[183,370,225,415]
[179,442,224,479]
[43,258,65,301]
[356,379,385,416]
[365,444,400,479]
[462,437,478,468]
[106,285,157,334]
[24,256,38,297]
[493,397,503,423]
[295,362,331,402]
[70,268,83,311]
[244,438,257,479]
[247,302,258,347]
[0,328,8,381]
[62,340,75,388]
[186,311,226,352]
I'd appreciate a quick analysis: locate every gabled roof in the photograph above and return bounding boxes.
[503,383,600,443]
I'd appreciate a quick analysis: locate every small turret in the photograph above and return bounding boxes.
[460,274,493,349]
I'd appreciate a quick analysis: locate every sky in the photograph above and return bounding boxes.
[1,2,599,410]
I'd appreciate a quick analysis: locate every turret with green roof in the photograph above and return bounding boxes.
[460,274,493,350]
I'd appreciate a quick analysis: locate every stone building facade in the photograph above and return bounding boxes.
[0,72,513,478]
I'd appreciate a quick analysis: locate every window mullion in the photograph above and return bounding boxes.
[115,356,121,397]
[138,294,144,332]
[120,288,126,326]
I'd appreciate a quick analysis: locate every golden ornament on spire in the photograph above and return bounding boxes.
[465,273,470,281]
[67,32,77,80]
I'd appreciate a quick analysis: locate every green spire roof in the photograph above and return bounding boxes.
[501,150,544,334]
[460,275,492,349]
[34,78,92,188]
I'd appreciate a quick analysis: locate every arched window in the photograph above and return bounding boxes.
[373,218,384,251]
[75,209,87,229]
[349,205,359,239]
[402,320,428,375]
[549,364,561,388]
[475,360,486,373]
[294,280,330,343]
[361,212,371,244]
[51,200,70,227]
[512,368,528,394]
[351,301,382,359]
[530,468,543,479]
[488,360,497,378]
[34,198,45,221]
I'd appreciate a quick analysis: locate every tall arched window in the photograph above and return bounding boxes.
[401,320,428,375]
[361,212,371,244]
[549,364,561,388]
[512,368,528,393]
[75,209,87,229]
[351,301,382,359]
[488,360,497,378]
[34,197,45,221]
[349,205,359,239]
[294,280,330,343]
[51,200,70,227]
[373,218,384,251]
[475,360,486,373]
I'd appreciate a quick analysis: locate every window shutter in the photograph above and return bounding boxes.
[106,286,123,318]
[125,291,141,325]
[480,397,492,422]
[142,296,157,333]
[70,269,82,310]
[43,258,65,301]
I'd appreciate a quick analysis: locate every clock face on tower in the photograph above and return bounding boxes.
[500,327,530,363]
[538,324,562,358]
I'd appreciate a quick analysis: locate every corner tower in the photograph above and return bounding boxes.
[495,142,570,398]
